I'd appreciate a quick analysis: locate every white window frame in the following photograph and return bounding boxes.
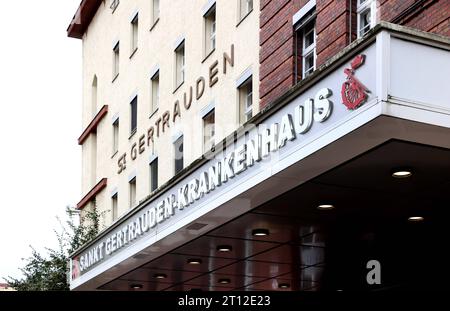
[203,4,216,56]
[111,193,118,221]
[152,0,160,24]
[175,41,185,88]
[130,95,138,134]
[244,83,253,121]
[301,21,316,78]
[110,0,120,12]
[112,117,119,155]
[238,0,253,22]
[202,109,215,152]
[211,17,216,51]
[129,177,136,208]
[151,70,160,113]
[149,157,158,193]
[357,0,376,38]
[173,135,184,174]
[113,42,120,80]
[130,13,139,55]
[238,77,253,124]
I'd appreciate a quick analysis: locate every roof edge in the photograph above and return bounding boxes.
[67,0,103,39]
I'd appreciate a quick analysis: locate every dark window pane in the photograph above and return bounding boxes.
[130,96,137,132]
[174,137,184,174]
[150,158,158,192]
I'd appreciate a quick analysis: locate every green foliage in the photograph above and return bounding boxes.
[5,206,101,291]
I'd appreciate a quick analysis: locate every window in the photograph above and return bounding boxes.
[175,41,185,88]
[294,5,316,82]
[131,14,139,54]
[174,135,184,174]
[238,77,253,123]
[130,96,138,134]
[91,76,98,118]
[301,20,316,78]
[112,118,119,154]
[204,5,216,55]
[203,109,215,152]
[357,0,376,37]
[150,158,158,192]
[129,178,136,208]
[110,0,120,12]
[152,0,160,24]
[111,193,118,221]
[239,0,253,21]
[151,71,159,113]
[113,42,120,79]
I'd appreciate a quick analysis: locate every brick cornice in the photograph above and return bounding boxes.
[78,105,108,145]
[77,178,107,210]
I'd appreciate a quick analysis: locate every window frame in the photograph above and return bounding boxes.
[129,177,137,209]
[238,0,253,23]
[174,135,184,175]
[112,42,120,81]
[152,0,160,25]
[238,77,253,124]
[174,41,186,89]
[130,13,139,56]
[149,157,158,193]
[202,109,216,153]
[203,5,217,57]
[112,117,119,155]
[110,0,120,13]
[111,193,118,221]
[130,96,138,135]
[301,20,316,78]
[357,0,376,38]
[151,70,160,114]
[293,6,317,82]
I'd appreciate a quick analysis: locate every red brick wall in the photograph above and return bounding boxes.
[380,0,450,37]
[259,0,450,110]
[260,0,309,109]
[316,0,352,67]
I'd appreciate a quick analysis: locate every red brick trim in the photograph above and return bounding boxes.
[78,105,108,145]
[77,178,107,210]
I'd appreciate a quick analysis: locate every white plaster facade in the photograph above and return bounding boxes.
[78,0,260,228]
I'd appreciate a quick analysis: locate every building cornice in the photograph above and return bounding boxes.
[77,178,108,210]
[67,0,103,39]
[78,105,109,145]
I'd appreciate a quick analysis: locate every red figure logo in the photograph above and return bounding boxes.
[341,55,370,110]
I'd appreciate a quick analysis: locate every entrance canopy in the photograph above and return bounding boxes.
[70,23,450,291]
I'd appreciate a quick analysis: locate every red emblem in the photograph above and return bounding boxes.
[341,55,370,110]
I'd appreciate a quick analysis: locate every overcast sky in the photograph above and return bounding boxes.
[0,0,82,280]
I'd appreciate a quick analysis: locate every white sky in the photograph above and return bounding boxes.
[0,0,82,280]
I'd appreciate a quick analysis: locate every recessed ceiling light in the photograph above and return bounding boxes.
[218,278,231,284]
[392,169,413,178]
[130,284,143,289]
[317,204,335,211]
[217,245,232,252]
[252,228,269,236]
[187,258,202,265]
[408,216,424,222]
[278,283,290,289]
[153,273,167,279]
